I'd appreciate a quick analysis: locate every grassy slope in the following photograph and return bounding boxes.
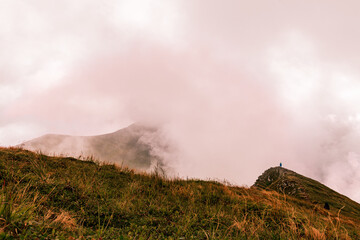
[19,123,157,171]
[254,167,360,220]
[0,148,359,239]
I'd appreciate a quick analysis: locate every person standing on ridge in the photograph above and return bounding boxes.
[280,163,282,167]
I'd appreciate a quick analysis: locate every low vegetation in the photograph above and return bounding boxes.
[255,167,360,220]
[0,147,359,239]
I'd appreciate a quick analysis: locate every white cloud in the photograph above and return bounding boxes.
[268,31,321,108]
[108,0,184,46]
[0,85,22,107]
[0,122,45,146]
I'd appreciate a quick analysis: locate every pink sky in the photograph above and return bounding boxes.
[1,0,360,201]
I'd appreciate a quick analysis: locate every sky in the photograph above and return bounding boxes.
[1,0,360,201]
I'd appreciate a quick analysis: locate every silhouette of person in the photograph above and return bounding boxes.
[280,163,282,167]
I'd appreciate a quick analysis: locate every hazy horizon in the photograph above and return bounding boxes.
[1,0,360,202]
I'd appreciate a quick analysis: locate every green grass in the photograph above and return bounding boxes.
[0,147,359,239]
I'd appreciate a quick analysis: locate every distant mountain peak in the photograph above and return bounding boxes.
[18,123,164,171]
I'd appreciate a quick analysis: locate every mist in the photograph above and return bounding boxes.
[1,0,360,202]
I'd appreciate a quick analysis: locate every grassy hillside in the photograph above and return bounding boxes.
[19,123,158,170]
[254,167,360,220]
[0,147,359,239]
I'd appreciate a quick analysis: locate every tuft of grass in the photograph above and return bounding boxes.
[0,147,359,239]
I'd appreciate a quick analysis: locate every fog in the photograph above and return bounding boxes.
[1,0,360,202]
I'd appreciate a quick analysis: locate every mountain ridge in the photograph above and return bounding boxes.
[18,123,161,171]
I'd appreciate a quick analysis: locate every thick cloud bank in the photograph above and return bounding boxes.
[1,0,360,202]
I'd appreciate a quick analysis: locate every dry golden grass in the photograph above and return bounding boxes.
[44,210,77,230]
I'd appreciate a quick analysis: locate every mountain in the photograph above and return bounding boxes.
[0,147,359,239]
[18,123,162,171]
[254,167,360,220]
